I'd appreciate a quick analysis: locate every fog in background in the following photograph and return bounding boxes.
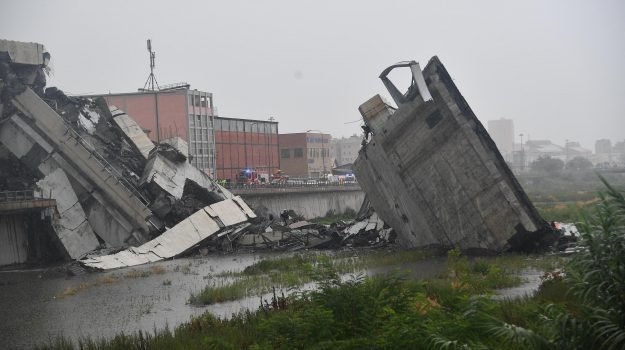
[2,0,624,149]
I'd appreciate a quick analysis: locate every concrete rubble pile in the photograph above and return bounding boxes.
[0,39,256,269]
[354,58,554,253]
[232,204,395,251]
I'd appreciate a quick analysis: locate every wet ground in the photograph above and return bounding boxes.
[493,267,544,300]
[0,253,273,349]
[0,253,541,349]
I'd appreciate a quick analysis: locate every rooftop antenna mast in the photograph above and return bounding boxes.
[143,39,160,91]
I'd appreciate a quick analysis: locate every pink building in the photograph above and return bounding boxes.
[96,86,216,175]
[279,132,331,178]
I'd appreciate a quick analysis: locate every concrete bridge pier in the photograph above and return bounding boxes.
[0,191,65,267]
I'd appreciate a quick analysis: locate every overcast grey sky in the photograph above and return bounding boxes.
[2,0,624,149]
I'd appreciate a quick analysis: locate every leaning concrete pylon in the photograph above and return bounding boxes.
[353,58,552,253]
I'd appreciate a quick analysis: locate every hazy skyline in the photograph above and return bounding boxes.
[2,0,624,150]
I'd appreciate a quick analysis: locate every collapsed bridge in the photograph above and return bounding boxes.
[1,39,554,268]
[0,39,255,267]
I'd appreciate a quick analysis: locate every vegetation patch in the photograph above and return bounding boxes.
[535,200,597,222]
[310,208,357,225]
[191,247,559,306]
[151,265,166,275]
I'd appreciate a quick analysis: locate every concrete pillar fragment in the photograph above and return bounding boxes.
[37,168,100,258]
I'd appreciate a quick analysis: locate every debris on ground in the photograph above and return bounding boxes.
[81,197,256,269]
[552,222,582,255]
[353,59,555,253]
[224,199,396,252]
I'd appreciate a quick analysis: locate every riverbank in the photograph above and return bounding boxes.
[10,248,563,350]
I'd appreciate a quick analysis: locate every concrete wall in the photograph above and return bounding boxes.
[240,189,365,219]
[0,213,63,267]
[0,215,28,266]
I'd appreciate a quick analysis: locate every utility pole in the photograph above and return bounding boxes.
[519,133,524,171]
[143,39,161,142]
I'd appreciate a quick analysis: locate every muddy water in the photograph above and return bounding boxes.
[0,253,538,349]
[493,267,544,300]
[0,254,272,349]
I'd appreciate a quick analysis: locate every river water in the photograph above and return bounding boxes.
[0,253,538,349]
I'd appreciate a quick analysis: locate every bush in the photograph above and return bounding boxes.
[486,176,625,350]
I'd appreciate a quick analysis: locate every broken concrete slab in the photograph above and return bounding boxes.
[288,221,315,230]
[110,106,155,159]
[345,221,368,236]
[354,58,552,253]
[141,153,232,201]
[37,168,100,258]
[0,40,48,66]
[205,197,249,226]
[237,230,283,247]
[80,196,256,270]
[160,137,188,160]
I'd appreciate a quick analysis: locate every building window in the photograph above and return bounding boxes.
[281,149,290,158]
[294,148,303,158]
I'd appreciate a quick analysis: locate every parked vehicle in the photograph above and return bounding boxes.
[305,179,318,185]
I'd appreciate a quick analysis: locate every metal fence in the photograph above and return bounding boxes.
[0,190,36,202]
[225,180,360,190]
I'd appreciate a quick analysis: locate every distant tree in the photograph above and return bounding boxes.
[566,156,593,171]
[531,156,564,174]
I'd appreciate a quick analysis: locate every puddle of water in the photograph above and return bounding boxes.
[493,267,544,300]
[0,253,272,349]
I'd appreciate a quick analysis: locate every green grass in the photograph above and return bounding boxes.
[309,208,357,225]
[191,248,564,305]
[193,249,444,305]
[535,200,596,222]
